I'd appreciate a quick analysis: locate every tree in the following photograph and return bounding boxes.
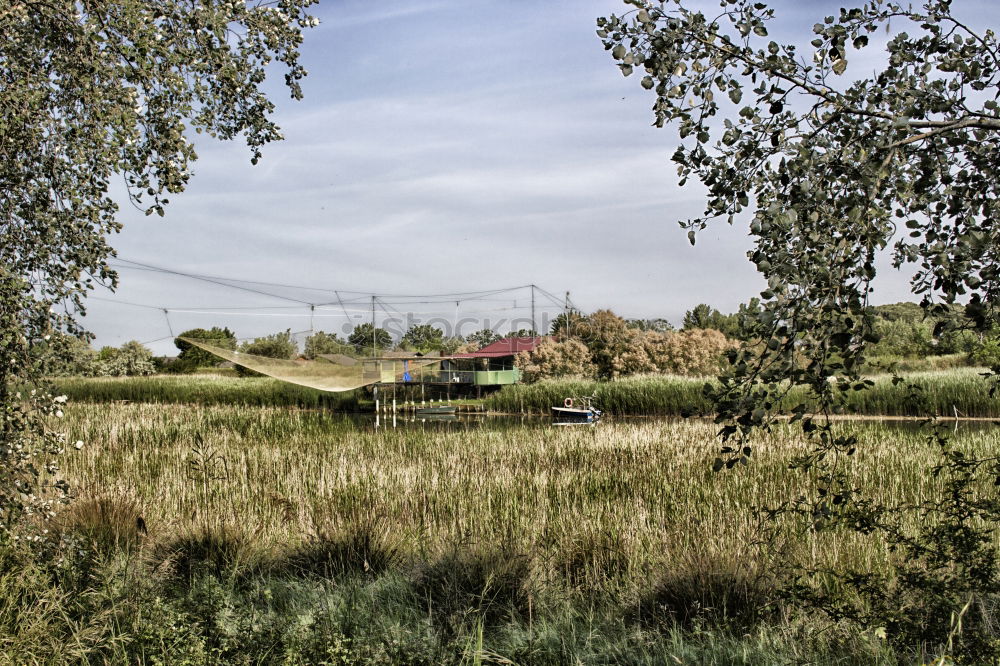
[31,332,97,377]
[466,329,500,349]
[2,0,316,539]
[94,341,156,377]
[867,302,979,359]
[515,339,596,383]
[439,336,467,356]
[235,330,297,377]
[348,323,392,355]
[602,0,1000,657]
[601,0,999,358]
[682,304,739,337]
[549,310,586,338]
[646,329,735,377]
[303,331,349,360]
[572,309,634,378]
[175,327,238,370]
[399,324,445,354]
[626,317,674,333]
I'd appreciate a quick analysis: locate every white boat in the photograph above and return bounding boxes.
[551,396,602,422]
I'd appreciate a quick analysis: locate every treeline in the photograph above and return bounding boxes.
[516,309,734,381]
[161,325,514,375]
[34,336,157,378]
[661,300,1000,371]
[40,300,1000,379]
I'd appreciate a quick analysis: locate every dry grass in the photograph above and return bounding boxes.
[57,403,999,599]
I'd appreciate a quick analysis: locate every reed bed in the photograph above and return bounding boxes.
[69,419,991,579]
[51,367,999,421]
[8,403,994,663]
[487,367,1000,417]
[52,374,364,409]
[58,404,995,573]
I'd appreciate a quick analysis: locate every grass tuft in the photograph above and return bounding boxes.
[634,553,777,631]
[275,522,401,579]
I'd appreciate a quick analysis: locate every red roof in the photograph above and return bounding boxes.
[452,336,544,358]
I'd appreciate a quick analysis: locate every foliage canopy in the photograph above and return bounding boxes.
[348,324,392,355]
[175,327,238,369]
[602,0,1000,657]
[1,0,316,539]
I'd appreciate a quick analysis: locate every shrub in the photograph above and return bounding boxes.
[515,338,595,382]
[971,336,1000,368]
[644,328,735,377]
[92,341,156,377]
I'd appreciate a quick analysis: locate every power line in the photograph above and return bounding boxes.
[111,259,316,305]
[91,258,577,338]
[113,257,535,302]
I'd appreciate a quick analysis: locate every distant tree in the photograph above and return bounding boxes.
[572,310,634,379]
[515,338,596,383]
[175,327,237,370]
[450,337,489,355]
[439,336,467,356]
[627,318,674,333]
[549,310,586,338]
[866,302,980,359]
[610,332,658,377]
[870,317,934,358]
[646,329,736,377]
[348,323,392,355]
[235,330,297,377]
[972,337,1000,368]
[511,328,538,338]
[303,331,348,359]
[682,304,740,337]
[683,302,764,341]
[465,328,501,349]
[93,341,156,377]
[400,324,445,354]
[870,302,930,323]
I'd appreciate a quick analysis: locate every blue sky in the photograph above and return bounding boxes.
[88,0,994,354]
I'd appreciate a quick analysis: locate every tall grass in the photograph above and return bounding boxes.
[20,402,995,662]
[52,373,365,409]
[487,367,1000,417]
[51,366,1000,419]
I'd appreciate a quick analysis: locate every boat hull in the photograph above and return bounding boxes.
[551,406,601,422]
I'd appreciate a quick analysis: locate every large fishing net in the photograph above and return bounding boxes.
[178,337,442,392]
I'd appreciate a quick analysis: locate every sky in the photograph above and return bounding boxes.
[86,0,1000,354]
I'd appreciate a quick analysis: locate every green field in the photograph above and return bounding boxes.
[5,396,998,663]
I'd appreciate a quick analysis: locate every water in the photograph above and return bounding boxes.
[307,410,1000,434]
